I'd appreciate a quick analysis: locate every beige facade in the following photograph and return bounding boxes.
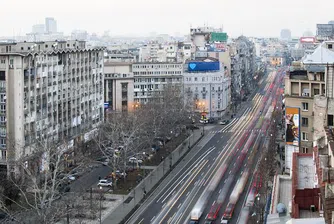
[208,50,232,77]
[284,69,326,153]
[104,62,134,112]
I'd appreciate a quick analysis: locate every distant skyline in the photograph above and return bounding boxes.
[1,0,334,38]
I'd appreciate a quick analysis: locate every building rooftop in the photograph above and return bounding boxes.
[303,43,334,64]
[132,62,182,64]
[104,62,132,66]
[186,57,219,63]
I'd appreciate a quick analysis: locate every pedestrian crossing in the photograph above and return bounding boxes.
[210,129,267,134]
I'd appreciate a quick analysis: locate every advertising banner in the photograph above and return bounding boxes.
[187,61,220,72]
[285,107,300,146]
[207,43,226,52]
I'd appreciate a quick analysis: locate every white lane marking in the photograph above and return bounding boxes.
[224,179,227,184]
[219,188,222,194]
[150,216,156,222]
[177,203,182,209]
[186,192,190,197]
[229,170,232,174]
[162,202,167,208]
[158,146,216,203]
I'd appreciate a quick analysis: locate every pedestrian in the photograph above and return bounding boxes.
[98,176,101,181]
[143,190,147,198]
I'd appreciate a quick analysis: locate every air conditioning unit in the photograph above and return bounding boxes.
[9,64,14,69]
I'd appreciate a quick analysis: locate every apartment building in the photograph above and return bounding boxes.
[104,62,134,112]
[184,58,230,119]
[138,42,160,62]
[132,62,183,104]
[0,40,104,171]
[284,67,325,153]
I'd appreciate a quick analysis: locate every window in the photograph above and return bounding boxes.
[0,59,5,64]
[328,114,334,126]
[302,132,308,141]
[302,102,309,111]
[329,44,333,49]
[302,117,308,127]
[314,89,320,95]
[302,147,308,153]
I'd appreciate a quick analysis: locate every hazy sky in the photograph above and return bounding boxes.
[1,0,334,38]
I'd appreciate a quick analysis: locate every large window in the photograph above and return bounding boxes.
[302,117,309,127]
[302,102,309,111]
[301,132,308,141]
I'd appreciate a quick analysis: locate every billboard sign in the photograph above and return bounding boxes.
[285,107,300,146]
[210,32,228,42]
[187,61,220,72]
[299,37,315,43]
[207,43,226,52]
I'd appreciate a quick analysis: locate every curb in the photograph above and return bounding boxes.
[118,132,204,224]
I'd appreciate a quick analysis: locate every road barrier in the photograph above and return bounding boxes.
[102,129,204,224]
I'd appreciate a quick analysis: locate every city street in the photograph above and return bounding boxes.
[124,69,284,224]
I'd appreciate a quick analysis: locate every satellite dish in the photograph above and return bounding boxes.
[276,203,287,214]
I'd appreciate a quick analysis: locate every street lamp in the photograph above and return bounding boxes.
[99,186,103,224]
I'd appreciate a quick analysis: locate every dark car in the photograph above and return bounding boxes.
[219,120,229,125]
[186,124,200,130]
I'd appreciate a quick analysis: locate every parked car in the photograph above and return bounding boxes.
[97,179,112,188]
[129,157,143,164]
[186,124,200,130]
[68,175,76,181]
[219,120,230,125]
[208,118,215,124]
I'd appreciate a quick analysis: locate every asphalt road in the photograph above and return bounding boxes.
[125,69,282,224]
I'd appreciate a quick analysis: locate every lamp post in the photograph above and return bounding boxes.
[197,102,206,135]
[99,186,103,224]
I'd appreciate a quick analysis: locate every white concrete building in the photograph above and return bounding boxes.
[184,58,230,119]
[45,17,57,34]
[138,42,160,62]
[32,24,45,35]
[0,40,104,171]
[104,62,134,112]
[132,62,183,104]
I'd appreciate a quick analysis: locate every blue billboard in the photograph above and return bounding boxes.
[187,61,220,72]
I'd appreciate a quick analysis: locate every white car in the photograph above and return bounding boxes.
[97,179,112,187]
[129,157,143,164]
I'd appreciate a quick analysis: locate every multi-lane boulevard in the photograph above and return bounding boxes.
[125,68,284,224]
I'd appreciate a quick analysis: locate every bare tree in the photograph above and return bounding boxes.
[0,137,89,224]
[95,110,148,184]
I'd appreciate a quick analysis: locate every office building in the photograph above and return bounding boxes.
[184,57,230,119]
[132,62,183,104]
[104,62,134,112]
[280,29,292,41]
[45,17,57,34]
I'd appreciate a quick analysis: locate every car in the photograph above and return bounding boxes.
[97,179,112,187]
[129,157,143,164]
[219,120,229,125]
[68,175,76,181]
